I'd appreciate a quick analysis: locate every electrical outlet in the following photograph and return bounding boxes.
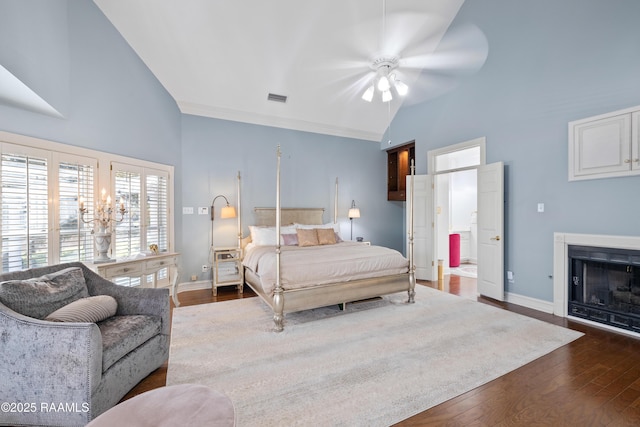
[190,274,197,281]
[198,207,208,215]
[202,264,209,272]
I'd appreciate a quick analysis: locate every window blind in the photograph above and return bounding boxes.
[1,152,48,270]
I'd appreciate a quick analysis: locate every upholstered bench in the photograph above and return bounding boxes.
[86,384,235,426]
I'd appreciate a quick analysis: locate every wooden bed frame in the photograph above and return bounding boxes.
[241,146,416,332]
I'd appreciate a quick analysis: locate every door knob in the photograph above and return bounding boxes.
[490,235,501,241]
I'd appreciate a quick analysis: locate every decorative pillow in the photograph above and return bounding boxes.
[317,228,337,245]
[0,267,89,319]
[334,232,343,243]
[282,233,298,246]
[45,295,118,323]
[296,228,319,247]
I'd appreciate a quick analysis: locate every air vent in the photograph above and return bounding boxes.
[267,93,287,103]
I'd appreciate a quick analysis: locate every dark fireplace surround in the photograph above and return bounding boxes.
[568,245,640,332]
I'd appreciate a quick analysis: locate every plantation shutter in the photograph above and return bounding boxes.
[113,165,142,259]
[58,156,96,263]
[146,171,169,252]
[1,148,49,271]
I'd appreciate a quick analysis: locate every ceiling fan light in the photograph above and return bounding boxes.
[382,90,393,102]
[394,80,409,96]
[377,75,390,92]
[361,85,374,102]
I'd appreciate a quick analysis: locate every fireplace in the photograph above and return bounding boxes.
[568,245,640,331]
[553,233,640,336]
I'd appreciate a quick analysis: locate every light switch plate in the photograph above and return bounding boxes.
[537,203,544,213]
[182,207,194,215]
[198,207,208,215]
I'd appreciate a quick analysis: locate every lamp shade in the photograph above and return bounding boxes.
[348,208,360,219]
[220,205,236,219]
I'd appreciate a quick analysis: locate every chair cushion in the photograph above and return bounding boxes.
[0,267,89,319]
[98,315,162,372]
[45,295,118,323]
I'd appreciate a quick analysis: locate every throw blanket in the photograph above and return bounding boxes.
[242,242,408,295]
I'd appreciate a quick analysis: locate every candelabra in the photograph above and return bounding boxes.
[79,189,127,263]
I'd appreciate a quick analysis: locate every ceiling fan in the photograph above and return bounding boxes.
[342,1,489,105]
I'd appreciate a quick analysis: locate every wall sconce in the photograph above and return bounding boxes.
[348,200,361,241]
[211,195,237,221]
[210,194,237,256]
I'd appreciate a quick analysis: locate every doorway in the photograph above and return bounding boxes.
[409,136,504,300]
[433,153,479,300]
[435,169,478,280]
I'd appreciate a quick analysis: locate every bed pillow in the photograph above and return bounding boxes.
[45,295,118,323]
[249,225,296,246]
[282,233,298,246]
[317,228,337,245]
[294,222,340,233]
[0,267,89,319]
[297,228,319,247]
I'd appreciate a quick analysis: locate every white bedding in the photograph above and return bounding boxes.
[242,242,409,295]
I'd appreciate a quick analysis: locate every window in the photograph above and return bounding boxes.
[58,155,97,264]
[1,146,49,270]
[0,132,174,274]
[111,163,171,286]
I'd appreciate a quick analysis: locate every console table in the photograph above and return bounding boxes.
[92,252,181,306]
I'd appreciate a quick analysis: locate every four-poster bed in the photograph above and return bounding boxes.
[239,146,416,332]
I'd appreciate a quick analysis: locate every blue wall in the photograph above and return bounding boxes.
[180,115,401,282]
[388,0,640,302]
[0,0,181,165]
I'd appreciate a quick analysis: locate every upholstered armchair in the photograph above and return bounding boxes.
[0,262,170,426]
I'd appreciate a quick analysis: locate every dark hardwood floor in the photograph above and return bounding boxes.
[124,275,640,426]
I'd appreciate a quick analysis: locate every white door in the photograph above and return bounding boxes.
[477,162,504,300]
[406,174,435,281]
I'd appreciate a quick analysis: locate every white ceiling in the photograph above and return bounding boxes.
[93,0,475,142]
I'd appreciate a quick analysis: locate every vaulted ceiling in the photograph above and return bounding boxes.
[94,1,484,142]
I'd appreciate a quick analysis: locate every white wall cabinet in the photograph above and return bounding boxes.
[569,106,640,181]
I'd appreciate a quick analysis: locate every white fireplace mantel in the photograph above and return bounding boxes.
[553,233,640,318]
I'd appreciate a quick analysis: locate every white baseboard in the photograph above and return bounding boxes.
[505,292,554,314]
[176,280,212,293]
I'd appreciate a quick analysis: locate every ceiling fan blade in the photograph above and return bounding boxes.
[401,23,489,75]
[378,13,450,59]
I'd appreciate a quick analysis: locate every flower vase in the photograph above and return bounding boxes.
[94,227,112,264]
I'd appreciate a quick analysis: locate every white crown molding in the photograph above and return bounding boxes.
[178,101,381,142]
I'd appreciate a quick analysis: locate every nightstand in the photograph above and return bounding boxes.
[212,247,244,296]
[350,240,371,246]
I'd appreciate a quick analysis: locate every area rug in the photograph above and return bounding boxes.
[167,285,582,426]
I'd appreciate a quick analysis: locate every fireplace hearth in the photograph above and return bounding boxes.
[568,245,640,332]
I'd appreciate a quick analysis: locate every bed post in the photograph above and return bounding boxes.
[237,171,242,252]
[408,159,416,303]
[273,146,285,332]
[334,177,338,224]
